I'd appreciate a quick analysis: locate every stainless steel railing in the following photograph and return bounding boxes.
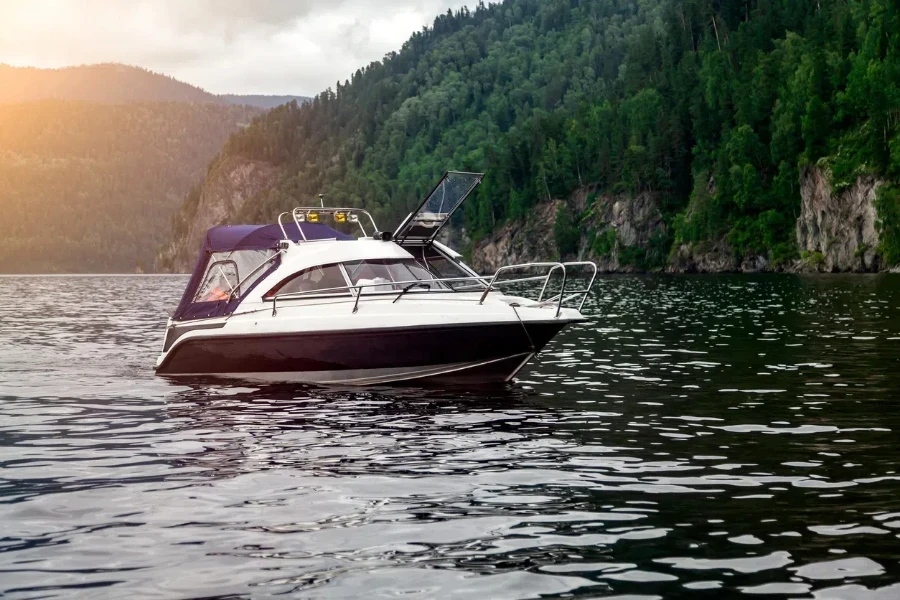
[275,207,381,241]
[269,261,598,318]
[477,262,597,317]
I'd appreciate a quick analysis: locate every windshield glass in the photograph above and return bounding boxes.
[344,259,446,293]
[393,172,483,243]
[413,246,485,291]
[265,264,350,298]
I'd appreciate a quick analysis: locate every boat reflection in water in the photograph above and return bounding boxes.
[162,380,536,476]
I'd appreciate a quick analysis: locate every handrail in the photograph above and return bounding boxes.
[268,274,560,304]
[479,262,567,317]
[266,261,599,318]
[277,212,304,241]
[537,264,566,303]
[563,261,598,311]
[533,262,597,311]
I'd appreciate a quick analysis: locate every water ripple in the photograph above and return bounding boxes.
[1,274,900,598]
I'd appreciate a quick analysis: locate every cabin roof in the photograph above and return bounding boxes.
[204,222,353,252]
[275,238,414,273]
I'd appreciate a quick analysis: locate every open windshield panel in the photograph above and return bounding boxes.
[393,172,483,245]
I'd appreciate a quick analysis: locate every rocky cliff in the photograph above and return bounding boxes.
[472,189,667,273]
[796,167,882,272]
[472,200,563,273]
[668,239,741,273]
[472,167,888,274]
[156,156,281,272]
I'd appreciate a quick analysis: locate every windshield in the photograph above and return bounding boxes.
[264,264,350,298]
[393,172,483,243]
[412,245,486,291]
[343,259,446,293]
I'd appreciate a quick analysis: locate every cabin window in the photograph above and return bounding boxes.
[343,259,446,293]
[192,249,276,303]
[265,264,350,298]
[193,260,239,303]
[415,247,485,290]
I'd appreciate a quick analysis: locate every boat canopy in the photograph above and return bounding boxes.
[173,222,352,321]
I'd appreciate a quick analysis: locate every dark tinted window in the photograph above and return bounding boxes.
[414,247,485,290]
[265,264,349,298]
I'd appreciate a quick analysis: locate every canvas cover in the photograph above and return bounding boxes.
[173,222,352,321]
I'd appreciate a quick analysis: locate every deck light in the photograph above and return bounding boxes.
[334,212,347,223]
[308,212,319,223]
[348,214,359,223]
[296,213,306,223]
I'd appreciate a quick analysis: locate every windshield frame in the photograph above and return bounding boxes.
[392,172,483,245]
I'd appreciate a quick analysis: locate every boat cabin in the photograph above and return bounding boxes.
[172,172,487,323]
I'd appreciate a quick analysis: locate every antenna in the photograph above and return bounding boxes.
[318,193,325,208]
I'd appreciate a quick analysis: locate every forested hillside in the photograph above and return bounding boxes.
[0,101,258,272]
[218,95,311,109]
[164,0,899,272]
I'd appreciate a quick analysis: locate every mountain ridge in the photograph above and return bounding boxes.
[0,63,310,109]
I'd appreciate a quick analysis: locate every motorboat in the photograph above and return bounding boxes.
[155,172,597,385]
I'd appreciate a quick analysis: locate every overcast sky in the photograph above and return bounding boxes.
[0,0,471,96]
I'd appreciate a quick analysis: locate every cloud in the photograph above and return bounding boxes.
[0,0,470,95]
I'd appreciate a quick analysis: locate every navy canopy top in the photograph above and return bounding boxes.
[204,222,352,251]
[173,222,353,321]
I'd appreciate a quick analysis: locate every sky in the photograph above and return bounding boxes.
[0,0,471,96]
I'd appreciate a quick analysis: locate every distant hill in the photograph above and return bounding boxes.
[0,64,309,109]
[0,100,260,273]
[0,63,215,104]
[0,63,311,272]
[218,94,311,109]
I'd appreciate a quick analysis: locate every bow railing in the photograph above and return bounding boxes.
[269,261,598,318]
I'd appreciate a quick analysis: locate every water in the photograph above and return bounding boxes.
[1,275,900,599]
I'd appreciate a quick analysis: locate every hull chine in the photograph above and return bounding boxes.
[166,353,534,386]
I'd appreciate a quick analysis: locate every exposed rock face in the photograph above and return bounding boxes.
[472,168,889,274]
[796,167,882,272]
[472,190,666,273]
[668,239,740,273]
[472,200,561,273]
[583,191,667,272]
[156,156,280,272]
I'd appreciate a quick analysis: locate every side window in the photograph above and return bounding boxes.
[193,261,239,302]
[344,260,396,294]
[418,248,482,290]
[265,264,349,298]
[344,259,445,293]
[406,262,436,282]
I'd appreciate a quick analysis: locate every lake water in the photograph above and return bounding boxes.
[1,275,900,599]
